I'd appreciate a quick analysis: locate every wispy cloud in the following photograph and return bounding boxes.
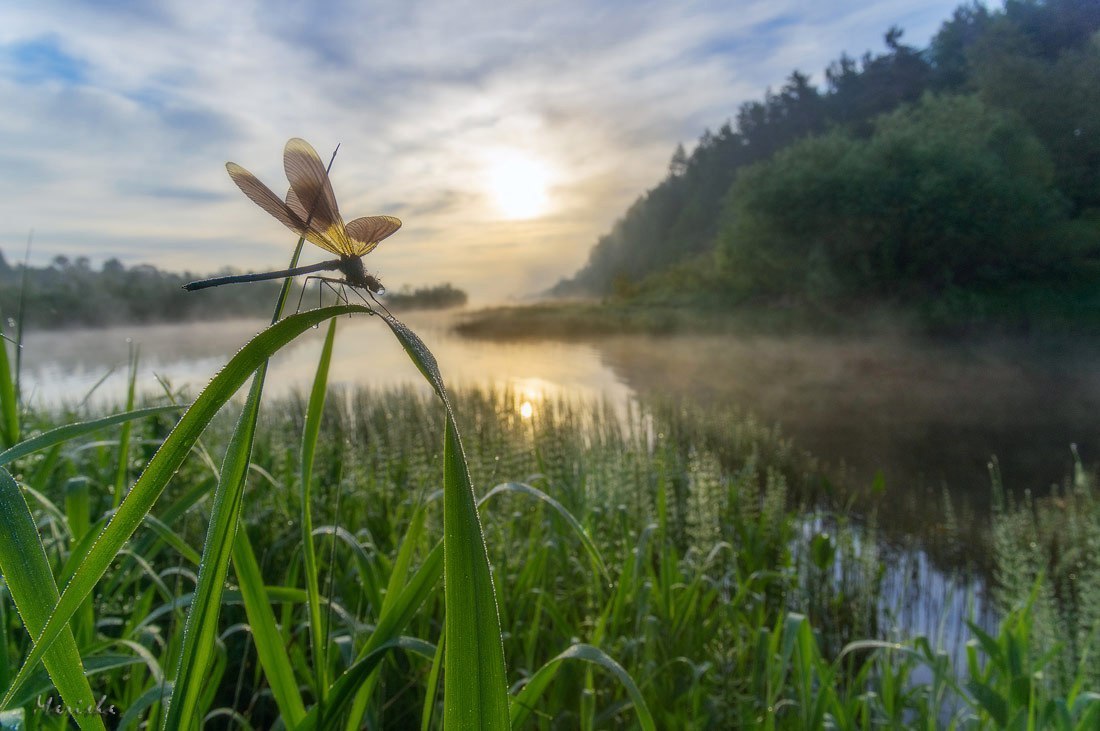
[0,0,961,303]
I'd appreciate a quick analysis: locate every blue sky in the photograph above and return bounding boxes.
[0,0,964,303]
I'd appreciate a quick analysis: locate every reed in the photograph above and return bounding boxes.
[0,327,1097,727]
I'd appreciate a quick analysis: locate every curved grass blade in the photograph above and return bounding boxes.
[376,310,510,729]
[0,405,182,466]
[421,629,445,731]
[306,542,444,731]
[165,242,332,728]
[0,315,18,449]
[7,654,144,709]
[480,481,610,582]
[166,236,320,728]
[113,342,140,507]
[342,505,430,730]
[510,644,655,731]
[1,305,367,711]
[302,319,337,702]
[231,529,308,725]
[0,467,105,730]
[296,637,436,731]
[162,375,269,730]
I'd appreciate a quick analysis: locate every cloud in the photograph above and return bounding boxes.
[4,35,88,84]
[0,0,962,303]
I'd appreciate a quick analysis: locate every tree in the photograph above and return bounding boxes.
[717,94,1077,302]
[668,143,688,177]
[968,7,1100,212]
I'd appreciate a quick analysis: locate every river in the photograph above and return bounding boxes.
[19,310,1100,544]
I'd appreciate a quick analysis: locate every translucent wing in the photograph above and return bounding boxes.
[286,187,346,257]
[344,215,402,256]
[283,138,353,255]
[226,162,308,237]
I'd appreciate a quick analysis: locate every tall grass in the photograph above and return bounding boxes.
[0,232,1094,726]
[989,450,1100,696]
[1,354,1097,726]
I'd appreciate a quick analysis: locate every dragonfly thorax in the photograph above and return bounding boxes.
[338,256,385,295]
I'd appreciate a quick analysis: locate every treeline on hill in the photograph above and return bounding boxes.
[0,253,467,330]
[555,0,1100,329]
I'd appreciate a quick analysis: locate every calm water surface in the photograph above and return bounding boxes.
[21,311,1100,525]
[33,310,1100,647]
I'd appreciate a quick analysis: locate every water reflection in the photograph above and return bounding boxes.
[18,312,635,416]
[595,333,1100,536]
[20,313,1098,546]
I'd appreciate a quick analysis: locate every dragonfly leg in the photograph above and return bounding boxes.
[368,290,395,319]
[294,278,310,314]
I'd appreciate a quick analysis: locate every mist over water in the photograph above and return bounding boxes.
[599,333,1100,507]
[20,313,1100,547]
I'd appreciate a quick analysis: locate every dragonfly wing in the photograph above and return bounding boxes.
[283,138,353,255]
[345,215,402,256]
[227,163,308,236]
[286,187,346,257]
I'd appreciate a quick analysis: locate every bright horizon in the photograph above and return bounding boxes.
[1,0,961,305]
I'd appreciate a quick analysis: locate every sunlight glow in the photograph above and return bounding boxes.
[520,401,534,419]
[485,151,552,220]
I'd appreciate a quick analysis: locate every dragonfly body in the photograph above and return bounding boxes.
[183,254,385,294]
[184,138,399,297]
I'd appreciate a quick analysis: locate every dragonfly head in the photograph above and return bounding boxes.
[339,256,385,295]
[364,275,385,296]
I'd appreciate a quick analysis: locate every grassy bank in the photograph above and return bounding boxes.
[1,378,1097,727]
[457,277,1100,341]
[451,301,863,340]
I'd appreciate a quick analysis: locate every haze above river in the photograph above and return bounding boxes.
[20,311,1100,521]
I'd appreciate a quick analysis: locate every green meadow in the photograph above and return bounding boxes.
[0,297,1097,729]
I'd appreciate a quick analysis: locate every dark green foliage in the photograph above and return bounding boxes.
[0,256,283,328]
[383,282,467,310]
[556,29,935,296]
[0,257,467,330]
[717,94,1081,305]
[559,0,1100,332]
[967,4,1100,213]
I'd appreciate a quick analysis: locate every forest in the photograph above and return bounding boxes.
[554,0,1100,330]
[0,252,466,330]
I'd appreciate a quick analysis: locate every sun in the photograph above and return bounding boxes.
[485,151,552,220]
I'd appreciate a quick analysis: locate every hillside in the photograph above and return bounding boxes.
[553,0,1100,328]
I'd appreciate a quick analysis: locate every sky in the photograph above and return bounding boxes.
[0,0,964,304]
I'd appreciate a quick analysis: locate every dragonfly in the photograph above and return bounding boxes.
[184,138,401,299]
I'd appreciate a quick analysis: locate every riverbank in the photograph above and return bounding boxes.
[456,282,1100,340]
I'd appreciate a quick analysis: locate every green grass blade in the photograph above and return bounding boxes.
[232,528,308,726]
[0,305,366,711]
[321,542,444,731]
[0,405,182,466]
[343,504,430,730]
[162,375,268,730]
[302,319,337,699]
[510,644,655,731]
[421,630,445,731]
[480,481,610,582]
[7,654,145,709]
[0,315,18,449]
[296,637,437,731]
[376,310,510,729]
[166,252,320,727]
[113,343,140,507]
[0,467,105,730]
